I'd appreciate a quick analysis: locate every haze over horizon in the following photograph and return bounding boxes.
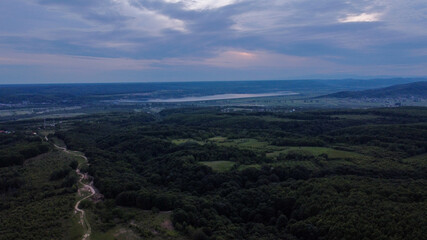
[1,0,427,84]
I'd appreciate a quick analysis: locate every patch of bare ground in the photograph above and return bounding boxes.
[114,228,140,240]
[161,219,174,231]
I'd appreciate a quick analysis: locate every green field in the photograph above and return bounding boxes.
[207,136,228,142]
[238,158,359,172]
[209,137,281,152]
[171,138,204,145]
[237,161,319,171]
[174,136,281,153]
[197,140,367,172]
[200,161,235,172]
[266,147,365,159]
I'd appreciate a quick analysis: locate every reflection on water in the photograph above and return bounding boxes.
[148,92,298,103]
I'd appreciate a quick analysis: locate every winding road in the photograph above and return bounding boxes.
[74,168,95,240]
[48,136,95,240]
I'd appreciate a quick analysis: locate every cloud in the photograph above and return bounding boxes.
[0,48,340,75]
[162,0,240,11]
[0,51,155,71]
[338,13,382,23]
[1,0,427,83]
[33,0,188,35]
[187,50,333,69]
[111,0,187,34]
[1,49,427,83]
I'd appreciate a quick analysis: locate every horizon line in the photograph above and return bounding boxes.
[1,77,426,86]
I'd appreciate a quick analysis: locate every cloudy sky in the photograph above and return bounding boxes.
[1,0,427,83]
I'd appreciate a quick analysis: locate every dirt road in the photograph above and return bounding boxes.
[74,168,95,240]
[49,138,95,240]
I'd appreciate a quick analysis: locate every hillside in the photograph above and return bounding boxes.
[319,81,427,99]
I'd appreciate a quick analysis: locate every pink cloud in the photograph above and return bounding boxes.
[0,49,339,72]
[2,49,427,78]
[162,49,343,74]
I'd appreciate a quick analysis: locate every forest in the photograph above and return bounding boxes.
[0,149,79,240]
[0,133,49,168]
[46,106,427,240]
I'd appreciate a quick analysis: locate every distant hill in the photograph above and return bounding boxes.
[0,78,424,104]
[319,81,427,99]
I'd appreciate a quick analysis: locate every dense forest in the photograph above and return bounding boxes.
[49,107,427,240]
[0,134,49,168]
[0,149,79,239]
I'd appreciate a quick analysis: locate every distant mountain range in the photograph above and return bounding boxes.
[319,81,427,99]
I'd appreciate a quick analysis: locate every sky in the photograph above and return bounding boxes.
[1,0,427,83]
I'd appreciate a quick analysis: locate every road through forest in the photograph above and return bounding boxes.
[47,136,95,240]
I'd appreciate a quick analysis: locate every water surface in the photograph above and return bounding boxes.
[148,91,298,103]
